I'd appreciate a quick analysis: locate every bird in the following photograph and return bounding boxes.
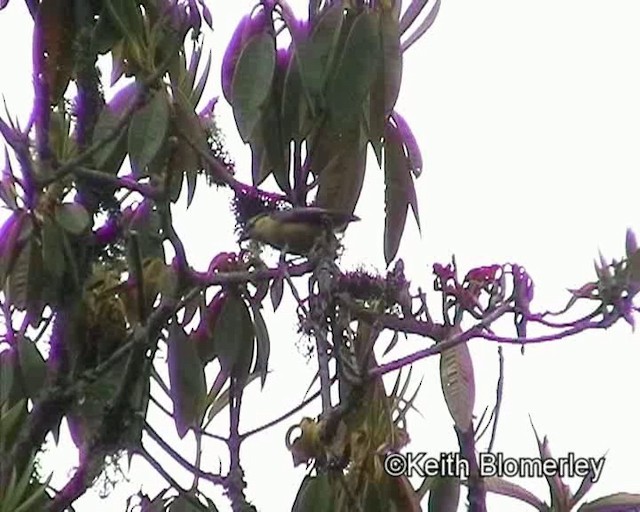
[239,207,360,256]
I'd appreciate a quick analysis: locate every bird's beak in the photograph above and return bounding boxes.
[238,230,250,243]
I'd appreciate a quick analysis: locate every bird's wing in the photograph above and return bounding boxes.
[272,207,360,226]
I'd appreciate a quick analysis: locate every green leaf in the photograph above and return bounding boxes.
[0,149,19,210]
[167,322,206,438]
[16,336,47,401]
[55,202,90,235]
[270,275,284,311]
[212,293,255,387]
[327,11,380,133]
[427,476,460,512]
[0,211,31,284]
[369,10,403,163]
[105,0,144,46]
[91,83,138,173]
[291,474,333,512]
[91,6,122,54]
[383,119,418,265]
[0,399,27,454]
[296,3,345,111]
[41,217,65,282]
[312,122,368,216]
[439,338,475,432]
[0,349,16,407]
[169,491,215,512]
[231,32,276,142]
[6,238,43,317]
[206,370,261,422]
[250,304,270,388]
[281,48,310,143]
[259,89,290,192]
[128,89,170,175]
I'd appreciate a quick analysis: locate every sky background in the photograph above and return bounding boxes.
[1,1,639,511]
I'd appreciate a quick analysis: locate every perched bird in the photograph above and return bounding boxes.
[240,207,359,256]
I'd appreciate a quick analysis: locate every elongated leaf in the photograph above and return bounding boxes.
[296,2,345,111]
[270,275,284,311]
[281,47,309,143]
[167,322,206,438]
[128,89,170,175]
[206,371,261,421]
[92,82,139,173]
[16,336,46,401]
[55,202,90,235]
[393,111,423,177]
[383,119,419,265]
[440,338,475,432]
[105,0,144,45]
[0,349,16,407]
[401,0,441,53]
[327,11,380,132]
[250,304,270,388]
[231,32,276,142]
[212,294,255,386]
[369,8,403,163]
[292,474,333,512]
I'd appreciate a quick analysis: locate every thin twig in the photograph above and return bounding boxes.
[487,346,504,453]
[144,421,225,486]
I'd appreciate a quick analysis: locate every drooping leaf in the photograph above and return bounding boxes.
[326,11,380,132]
[128,89,171,175]
[401,0,441,53]
[170,98,206,206]
[211,293,255,387]
[270,275,284,311]
[167,322,206,438]
[295,3,345,112]
[92,82,139,173]
[55,202,91,235]
[190,51,212,108]
[291,474,333,512]
[231,31,276,142]
[16,336,46,401]
[369,9,403,166]
[439,336,475,432]
[91,5,122,55]
[383,119,419,265]
[258,81,290,192]
[427,476,460,512]
[312,122,368,217]
[0,211,31,284]
[250,303,270,388]
[393,111,423,177]
[192,292,226,365]
[1,149,19,210]
[6,238,43,317]
[105,0,144,47]
[206,370,261,421]
[281,46,310,143]
[0,349,16,407]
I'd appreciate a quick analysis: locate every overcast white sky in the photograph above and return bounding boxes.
[1,1,639,511]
